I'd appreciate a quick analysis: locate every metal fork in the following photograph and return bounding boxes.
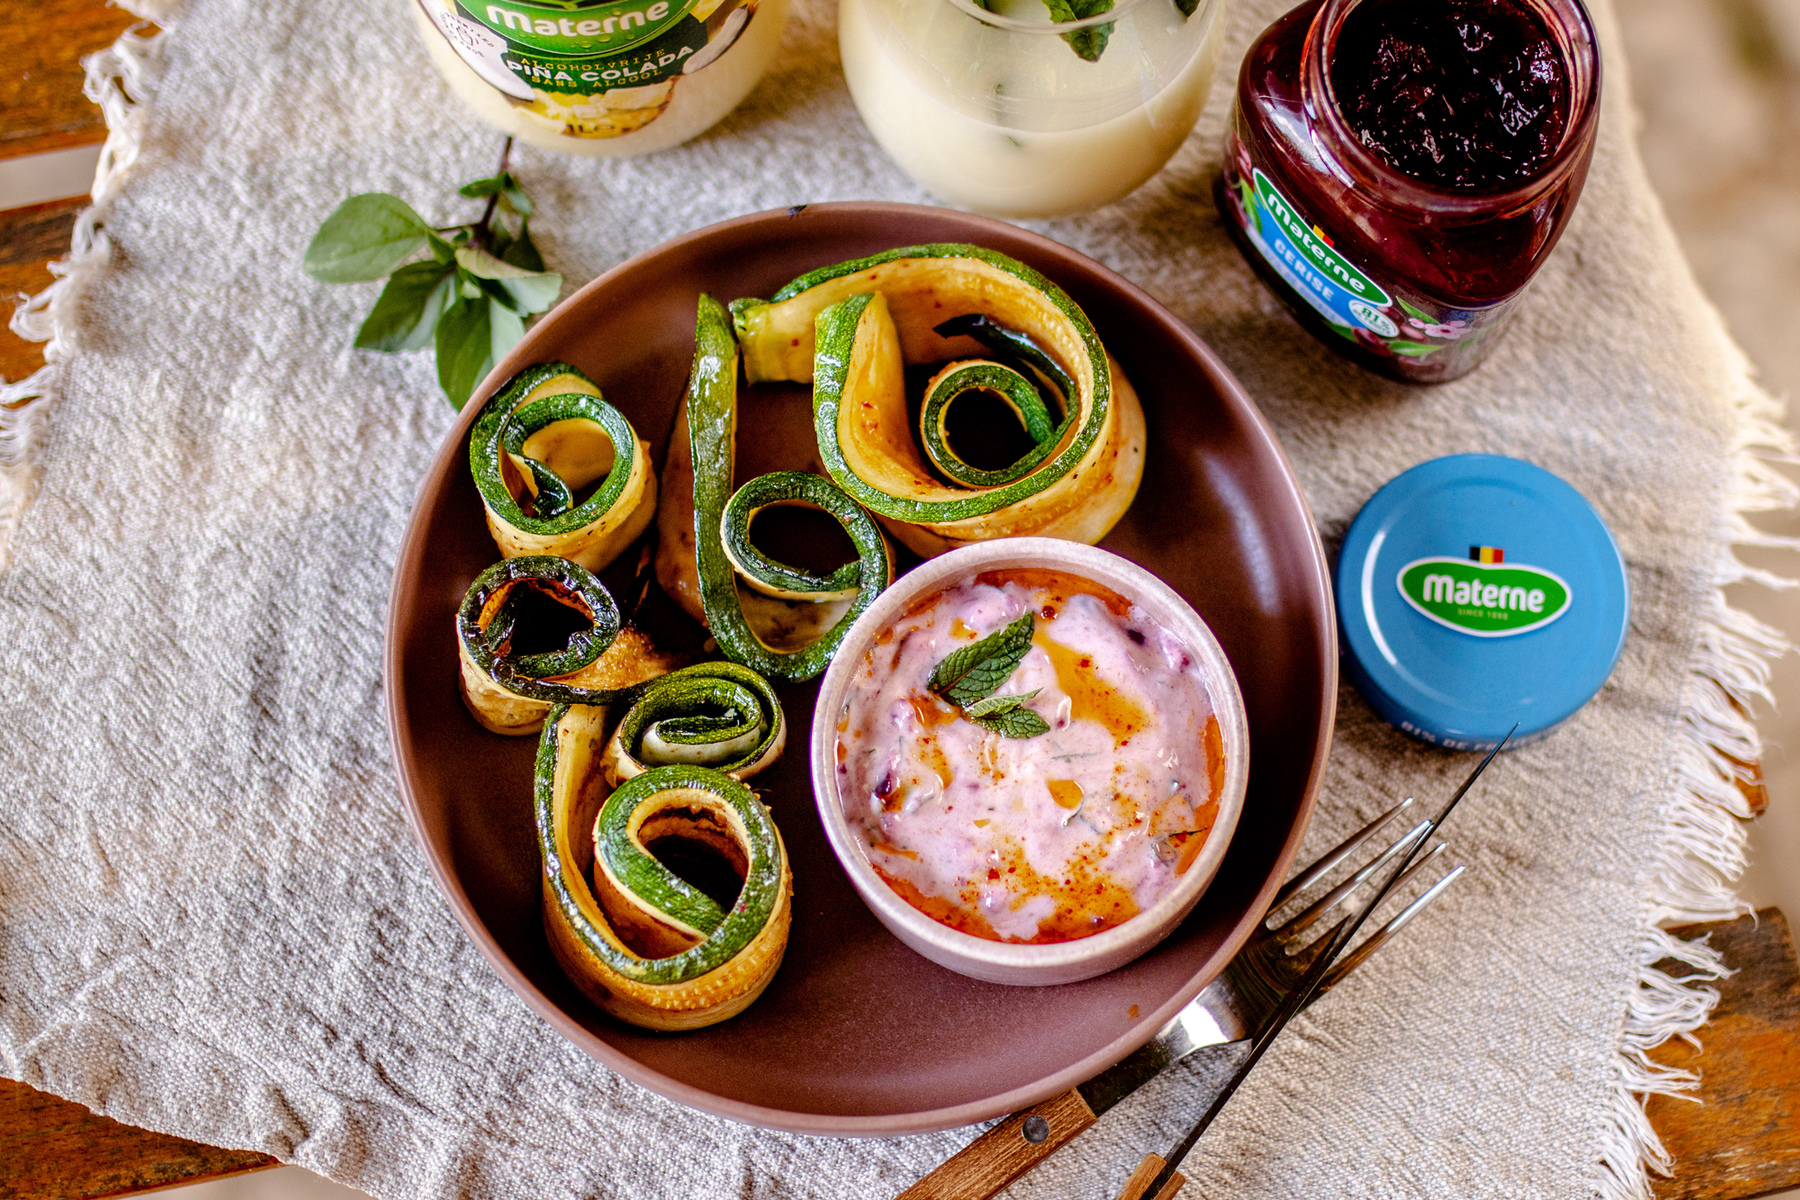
[1206,797,1466,1049]
[894,799,1465,1200]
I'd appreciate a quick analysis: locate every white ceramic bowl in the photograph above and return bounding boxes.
[810,538,1250,986]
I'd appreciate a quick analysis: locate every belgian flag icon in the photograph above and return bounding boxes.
[1469,545,1505,564]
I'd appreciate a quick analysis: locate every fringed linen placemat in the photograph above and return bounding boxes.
[0,0,1791,1196]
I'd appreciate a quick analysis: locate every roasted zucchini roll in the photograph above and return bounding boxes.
[456,556,677,736]
[469,362,658,572]
[600,661,786,787]
[654,294,893,682]
[537,707,792,1031]
[730,244,1145,558]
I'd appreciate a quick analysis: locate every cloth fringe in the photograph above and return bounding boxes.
[0,16,168,572]
[1595,343,1799,1200]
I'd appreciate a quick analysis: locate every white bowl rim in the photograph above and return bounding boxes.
[810,538,1250,975]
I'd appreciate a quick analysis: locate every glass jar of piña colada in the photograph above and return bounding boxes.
[412,0,790,155]
[839,0,1227,218]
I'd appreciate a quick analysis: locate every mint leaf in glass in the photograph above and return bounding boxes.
[1042,0,1115,61]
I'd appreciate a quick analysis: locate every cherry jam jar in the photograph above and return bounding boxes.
[1218,0,1601,383]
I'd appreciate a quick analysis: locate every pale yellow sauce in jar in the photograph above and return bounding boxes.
[412,0,790,157]
[835,569,1225,943]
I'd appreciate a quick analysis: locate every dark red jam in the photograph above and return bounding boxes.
[1217,0,1600,383]
[1332,0,1570,189]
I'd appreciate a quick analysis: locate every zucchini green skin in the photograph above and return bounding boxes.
[594,766,781,975]
[721,471,865,600]
[918,360,1058,490]
[456,556,624,705]
[727,243,1107,389]
[812,289,1113,525]
[534,717,785,988]
[606,661,785,780]
[468,361,657,572]
[933,312,1077,413]
[734,242,1047,310]
[688,294,893,682]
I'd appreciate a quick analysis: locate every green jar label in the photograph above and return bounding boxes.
[468,0,692,58]
[419,0,752,138]
[1220,149,1502,367]
[1251,170,1392,310]
[1396,557,1571,637]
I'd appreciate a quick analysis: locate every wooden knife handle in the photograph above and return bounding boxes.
[895,1089,1098,1200]
[1113,1152,1187,1200]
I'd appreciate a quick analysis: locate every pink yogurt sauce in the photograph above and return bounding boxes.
[834,569,1225,944]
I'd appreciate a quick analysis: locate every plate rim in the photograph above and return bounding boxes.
[384,200,1338,1135]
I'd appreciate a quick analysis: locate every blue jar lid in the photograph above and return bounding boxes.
[1336,454,1630,750]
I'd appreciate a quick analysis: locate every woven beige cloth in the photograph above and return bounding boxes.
[0,0,1787,1197]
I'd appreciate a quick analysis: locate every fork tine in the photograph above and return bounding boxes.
[1283,841,1451,968]
[1314,863,1466,994]
[1271,819,1431,944]
[1270,796,1415,911]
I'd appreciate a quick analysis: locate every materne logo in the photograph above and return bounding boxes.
[1396,557,1572,638]
[472,0,689,53]
[1252,170,1391,309]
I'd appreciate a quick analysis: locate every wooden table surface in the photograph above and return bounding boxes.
[1,6,1795,1199]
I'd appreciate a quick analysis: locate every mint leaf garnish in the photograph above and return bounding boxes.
[1041,0,1115,61]
[967,691,1051,738]
[972,706,1052,739]
[963,689,1041,718]
[928,614,1035,708]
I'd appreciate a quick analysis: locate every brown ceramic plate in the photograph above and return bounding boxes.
[386,202,1335,1135]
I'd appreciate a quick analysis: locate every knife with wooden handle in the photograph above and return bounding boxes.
[895,987,1253,1200]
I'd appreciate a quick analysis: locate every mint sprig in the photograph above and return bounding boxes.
[928,613,1035,707]
[303,138,562,409]
[963,688,1041,718]
[965,691,1051,738]
[975,707,1053,738]
[1041,0,1115,61]
[926,614,1049,739]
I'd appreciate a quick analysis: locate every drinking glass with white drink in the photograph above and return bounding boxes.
[839,0,1227,218]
